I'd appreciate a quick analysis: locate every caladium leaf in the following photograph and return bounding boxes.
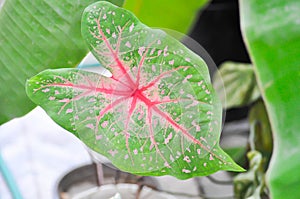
[26,1,243,179]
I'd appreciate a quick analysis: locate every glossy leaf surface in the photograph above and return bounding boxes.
[27,2,243,179]
[240,0,300,198]
[0,0,123,124]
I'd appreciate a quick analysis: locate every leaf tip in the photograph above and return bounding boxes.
[228,162,246,173]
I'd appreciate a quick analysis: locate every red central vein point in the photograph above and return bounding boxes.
[120,87,223,163]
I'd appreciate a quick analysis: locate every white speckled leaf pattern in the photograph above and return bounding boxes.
[26,2,244,179]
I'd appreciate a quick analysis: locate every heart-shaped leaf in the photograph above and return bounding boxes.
[26,1,243,179]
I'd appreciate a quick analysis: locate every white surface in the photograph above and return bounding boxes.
[0,0,4,9]
[78,52,112,77]
[0,107,92,199]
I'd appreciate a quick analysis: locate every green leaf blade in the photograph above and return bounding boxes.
[240,0,300,198]
[25,69,80,136]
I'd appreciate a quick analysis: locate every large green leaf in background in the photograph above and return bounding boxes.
[213,61,260,109]
[240,0,300,198]
[123,0,208,33]
[26,1,243,179]
[0,0,124,124]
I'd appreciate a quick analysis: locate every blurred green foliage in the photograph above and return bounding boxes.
[240,0,300,198]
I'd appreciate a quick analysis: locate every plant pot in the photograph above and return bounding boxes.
[57,163,175,199]
[72,183,177,199]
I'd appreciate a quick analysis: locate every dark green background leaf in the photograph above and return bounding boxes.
[249,100,273,169]
[0,0,124,124]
